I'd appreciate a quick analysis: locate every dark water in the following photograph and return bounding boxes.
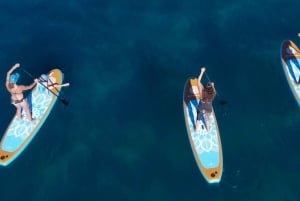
[0,0,300,200]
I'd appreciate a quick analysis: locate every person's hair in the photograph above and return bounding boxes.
[202,82,216,102]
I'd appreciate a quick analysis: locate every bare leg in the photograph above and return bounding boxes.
[194,120,201,131]
[205,113,211,132]
[22,100,35,123]
[14,105,22,119]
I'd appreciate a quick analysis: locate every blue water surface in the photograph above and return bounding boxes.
[0,0,300,201]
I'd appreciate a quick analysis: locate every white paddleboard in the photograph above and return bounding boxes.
[0,69,64,166]
[281,40,300,106]
[183,78,223,183]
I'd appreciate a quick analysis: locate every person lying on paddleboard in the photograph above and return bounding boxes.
[6,63,38,122]
[37,72,70,95]
[194,67,216,132]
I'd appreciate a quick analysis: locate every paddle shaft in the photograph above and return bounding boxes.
[22,68,69,106]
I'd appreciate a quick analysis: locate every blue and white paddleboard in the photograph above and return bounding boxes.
[281,40,300,106]
[183,78,223,183]
[0,69,64,166]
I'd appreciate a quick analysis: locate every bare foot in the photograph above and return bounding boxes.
[16,114,23,120]
[206,124,211,132]
[29,118,36,123]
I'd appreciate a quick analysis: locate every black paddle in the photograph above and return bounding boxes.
[22,68,69,106]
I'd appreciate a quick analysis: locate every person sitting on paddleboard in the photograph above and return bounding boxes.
[194,67,216,132]
[6,63,38,122]
[37,73,70,94]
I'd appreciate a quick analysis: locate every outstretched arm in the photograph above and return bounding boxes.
[55,82,70,88]
[47,82,70,88]
[21,79,38,91]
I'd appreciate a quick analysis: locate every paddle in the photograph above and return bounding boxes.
[22,68,69,106]
[204,71,228,106]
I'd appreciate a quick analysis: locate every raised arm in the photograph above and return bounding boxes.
[5,63,20,90]
[6,63,20,80]
[197,67,206,88]
[195,67,206,99]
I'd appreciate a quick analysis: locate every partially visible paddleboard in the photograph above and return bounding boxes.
[183,78,223,183]
[281,40,300,106]
[0,69,64,166]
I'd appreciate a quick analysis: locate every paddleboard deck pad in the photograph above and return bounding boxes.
[281,40,300,106]
[183,78,223,183]
[0,69,64,166]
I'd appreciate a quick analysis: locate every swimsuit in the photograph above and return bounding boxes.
[196,101,212,120]
[11,97,25,105]
[11,88,24,105]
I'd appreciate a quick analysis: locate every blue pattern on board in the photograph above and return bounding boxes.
[2,84,53,153]
[0,1,299,201]
[287,58,300,83]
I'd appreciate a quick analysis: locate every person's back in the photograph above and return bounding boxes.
[201,82,216,103]
[195,68,217,132]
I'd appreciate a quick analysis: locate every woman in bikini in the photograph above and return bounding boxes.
[6,63,38,122]
[194,67,217,132]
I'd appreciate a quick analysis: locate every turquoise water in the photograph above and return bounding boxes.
[0,0,300,200]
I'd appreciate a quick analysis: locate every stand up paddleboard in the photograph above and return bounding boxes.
[183,78,223,183]
[281,40,300,106]
[0,69,64,166]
